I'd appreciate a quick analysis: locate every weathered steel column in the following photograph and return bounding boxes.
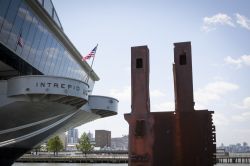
[172,42,216,166]
[173,42,194,112]
[125,42,216,166]
[124,46,154,166]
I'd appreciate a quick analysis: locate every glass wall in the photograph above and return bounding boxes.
[39,0,63,30]
[0,0,94,87]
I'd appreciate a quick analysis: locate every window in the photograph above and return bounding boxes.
[58,49,67,76]
[135,120,145,137]
[6,2,28,50]
[37,0,43,6]
[44,37,57,74]
[38,33,53,72]
[44,0,53,16]
[16,7,33,57]
[179,53,187,65]
[22,15,38,60]
[33,23,48,68]
[27,21,43,64]
[53,11,62,29]
[0,0,21,44]
[48,41,60,75]
[54,46,64,75]
[65,58,73,77]
[136,58,143,68]
[61,51,70,76]
[0,0,12,32]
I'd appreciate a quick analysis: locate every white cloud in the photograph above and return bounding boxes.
[109,86,131,101]
[214,113,230,126]
[194,81,239,105]
[236,13,250,30]
[202,13,235,32]
[224,55,250,68]
[231,111,250,122]
[201,13,250,32]
[231,115,245,122]
[150,89,166,97]
[224,56,242,68]
[152,101,175,111]
[242,97,250,109]
[241,55,250,65]
[235,97,250,109]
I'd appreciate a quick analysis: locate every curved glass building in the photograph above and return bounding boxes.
[0,0,118,165]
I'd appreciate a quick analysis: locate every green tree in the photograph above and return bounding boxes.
[76,132,93,157]
[47,136,64,156]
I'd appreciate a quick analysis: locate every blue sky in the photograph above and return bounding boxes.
[53,0,250,145]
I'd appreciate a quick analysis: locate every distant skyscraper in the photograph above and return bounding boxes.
[67,128,79,144]
[87,131,94,142]
[95,130,111,148]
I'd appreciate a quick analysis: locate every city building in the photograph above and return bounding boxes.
[87,131,95,142]
[95,130,111,148]
[111,135,128,150]
[218,142,250,153]
[0,0,118,165]
[67,128,79,144]
[66,128,78,151]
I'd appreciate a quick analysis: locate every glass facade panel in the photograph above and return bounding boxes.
[61,51,70,77]
[22,15,38,60]
[38,32,53,71]
[44,0,53,16]
[44,37,57,74]
[7,2,28,50]
[0,0,21,44]
[16,6,33,57]
[37,0,43,5]
[73,65,79,79]
[48,42,59,75]
[65,56,73,77]
[33,23,48,67]
[0,0,11,32]
[76,64,83,80]
[0,0,94,85]
[27,21,42,64]
[53,12,61,28]
[71,63,77,79]
[58,58,64,76]
[54,46,64,75]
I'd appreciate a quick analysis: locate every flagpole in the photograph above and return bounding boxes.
[86,44,98,84]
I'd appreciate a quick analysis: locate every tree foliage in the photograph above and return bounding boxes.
[76,132,93,156]
[47,135,64,156]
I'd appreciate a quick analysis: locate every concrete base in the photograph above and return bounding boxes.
[125,110,216,166]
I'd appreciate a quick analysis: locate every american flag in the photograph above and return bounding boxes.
[82,44,98,61]
[17,33,24,47]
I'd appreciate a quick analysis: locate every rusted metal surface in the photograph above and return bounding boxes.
[124,46,154,166]
[124,42,216,166]
[173,42,194,112]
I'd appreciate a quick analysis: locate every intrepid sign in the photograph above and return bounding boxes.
[7,76,89,100]
[35,82,81,91]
